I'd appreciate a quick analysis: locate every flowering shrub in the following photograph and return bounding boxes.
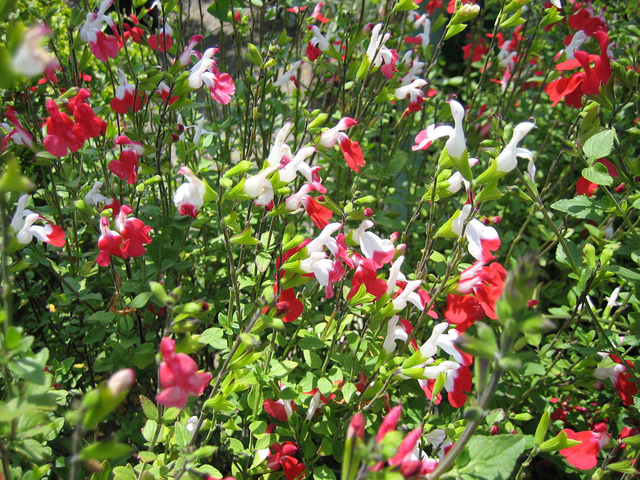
[1,0,640,480]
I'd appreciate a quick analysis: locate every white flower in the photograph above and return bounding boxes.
[395,79,427,103]
[413,99,467,160]
[496,121,535,173]
[85,181,107,206]
[12,25,57,77]
[452,205,500,261]
[366,23,393,67]
[274,60,303,87]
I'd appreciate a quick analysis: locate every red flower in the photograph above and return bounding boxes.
[69,89,106,139]
[267,442,306,480]
[560,423,610,470]
[546,31,612,108]
[115,205,152,257]
[111,69,145,114]
[96,216,125,267]
[156,337,213,409]
[462,37,487,62]
[43,100,86,157]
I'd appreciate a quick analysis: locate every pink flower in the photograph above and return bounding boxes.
[156,337,213,409]
[560,423,610,470]
[96,216,125,267]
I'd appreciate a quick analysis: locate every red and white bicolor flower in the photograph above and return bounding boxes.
[285,184,333,229]
[405,14,431,49]
[1,107,34,151]
[299,223,344,298]
[11,24,58,77]
[16,213,65,247]
[594,353,638,407]
[110,69,144,114]
[279,146,316,183]
[96,216,125,266]
[365,23,398,79]
[148,21,173,52]
[174,165,206,218]
[560,423,610,470]
[177,35,204,66]
[306,25,331,61]
[274,60,304,87]
[266,122,293,167]
[189,47,236,105]
[79,0,119,62]
[495,121,536,173]
[115,205,152,257]
[85,181,107,205]
[413,98,467,160]
[319,117,365,172]
[244,164,280,210]
[109,135,145,185]
[452,204,501,261]
[351,220,395,267]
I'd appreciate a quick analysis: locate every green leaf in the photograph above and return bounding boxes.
[10,356,47,384]
[538,430,580,452]
[113,466,136,480]
[0,157,35,192]
[224,160,254,178]
[313,466,337,480]
[392,0,418,13]
[0,393,59,421]
[455,434,527,480]
[174,421,190,449]
[80,441,132,461]
[583,128,616,162]
[551,196,603,219]
[140,395,158,421]
[206,0,230,21]
[149,281,169,306]
[444,23,468,40]
[129,292,154,309]
[582,162,613,187]
[246,43,263,67]
[230,227,261,245]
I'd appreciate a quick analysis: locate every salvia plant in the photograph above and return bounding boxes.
[1,0,640,479]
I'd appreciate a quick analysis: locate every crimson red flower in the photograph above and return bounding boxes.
[156,337,212,409]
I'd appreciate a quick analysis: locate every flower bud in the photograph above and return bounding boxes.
[275,301,291,317]
[347,413,365,440]
[363,207,374,217]
[171,133,180,142]
[107,368,135,396]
